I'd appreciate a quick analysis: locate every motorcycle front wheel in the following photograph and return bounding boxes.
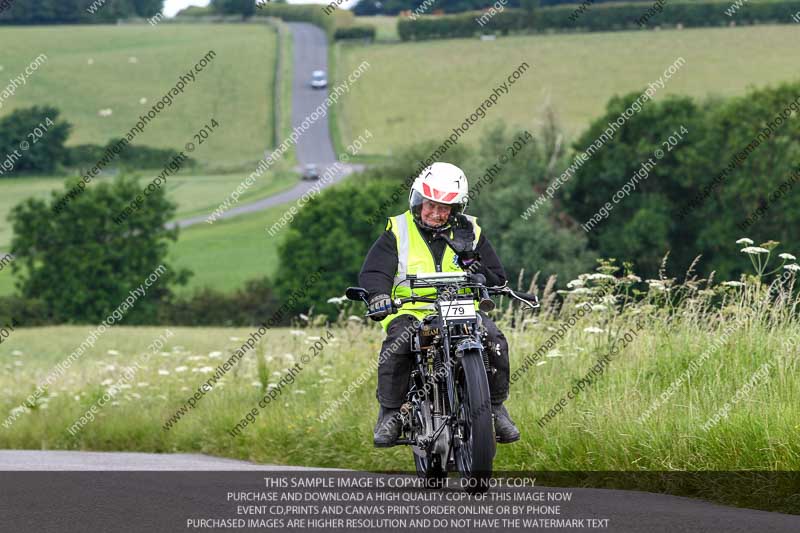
[454,349,495,494]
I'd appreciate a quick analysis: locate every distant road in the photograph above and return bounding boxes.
[172,22,360,230]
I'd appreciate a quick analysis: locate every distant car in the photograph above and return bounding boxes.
[302,164,320,180]
[311,70,327,89]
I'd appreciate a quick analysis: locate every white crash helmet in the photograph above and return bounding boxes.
[409,162,469,230]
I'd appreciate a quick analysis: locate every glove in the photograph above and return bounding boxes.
[367,294,393,321]
[457,250,481,271]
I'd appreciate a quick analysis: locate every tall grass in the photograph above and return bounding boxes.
[1,241,798,510]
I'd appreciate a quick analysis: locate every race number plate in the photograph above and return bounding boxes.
[441,299,476,324]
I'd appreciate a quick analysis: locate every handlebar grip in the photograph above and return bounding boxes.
[515,291,539,303]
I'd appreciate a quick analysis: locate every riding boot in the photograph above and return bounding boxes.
[492,403,520,443]
[373,406,402,447]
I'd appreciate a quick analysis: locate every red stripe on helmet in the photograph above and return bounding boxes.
[442,191,458,202]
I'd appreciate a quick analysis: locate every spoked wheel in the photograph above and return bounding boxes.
[454,349,495,494]
[412,400,447,489]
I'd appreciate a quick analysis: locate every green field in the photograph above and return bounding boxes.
[0,170,297,297]
[0,24,277,167]
[1,271,798,511]
[338,25,800,155]
[170,203,288,295]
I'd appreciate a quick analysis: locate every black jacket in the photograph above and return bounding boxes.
[358,215,507,298]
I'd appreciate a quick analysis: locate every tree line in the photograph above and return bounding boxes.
[0,0,163,24]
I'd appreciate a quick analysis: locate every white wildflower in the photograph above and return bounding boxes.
[137,382,149,388]
[128,56,138,63]
[327,296,347,305]
[251,381,262,387]
[107,350,120,356]
[208,351,222,359]
[586,273,615,281]
[74,395,81,401]
[293,390,306,394]
[131,392,141,400]
[570,287,592,295]
[567,279,584,289]
[290,330,306,336]
[741,246,769,255]
[174,366,188,373]
[784,264,800,272]
[625,274,642,283]
[98,108,113,117]
[536,361,547,366]
[87,58,94,65]
[348,315,363,322]
[272,371,282,377]
[591,305,607,312]
[583,327,605,334]
[158,369,170,376]
[187,355,206,361]
[722,281,745,287]
[101,379,113,386]
[298,313,310,322]
[307,336,321,341]
[139,97,147,104]
[11,350,23,356]
[779,253,796,261]
[267,383,278,389]
[198,366,214,374]
[104,365,116,372]
[284,353,295,361]
[229,337,241,341]
[735,238,754,245]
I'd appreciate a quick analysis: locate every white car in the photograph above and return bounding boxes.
[311,70,327,89]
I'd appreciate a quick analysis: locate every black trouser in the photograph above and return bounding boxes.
[376,312,510,409]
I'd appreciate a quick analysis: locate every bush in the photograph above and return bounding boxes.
[562,81,800,280]
[254,4,337,39]
[397,1,800,41]
[334,25,377,41]
[65,141,195,171]
[0,106,71,176]
[160,277,279,326]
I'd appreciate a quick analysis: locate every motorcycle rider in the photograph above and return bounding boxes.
[359,162,520,447]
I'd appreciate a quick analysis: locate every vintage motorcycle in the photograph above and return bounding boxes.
[346,271,539,493]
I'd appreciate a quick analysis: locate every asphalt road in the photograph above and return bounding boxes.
[172,22,361,230]
[1,451,798,532]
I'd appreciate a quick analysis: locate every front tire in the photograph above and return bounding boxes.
[454,349,495,493]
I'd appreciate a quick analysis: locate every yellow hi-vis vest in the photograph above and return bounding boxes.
[380,210,481,330]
